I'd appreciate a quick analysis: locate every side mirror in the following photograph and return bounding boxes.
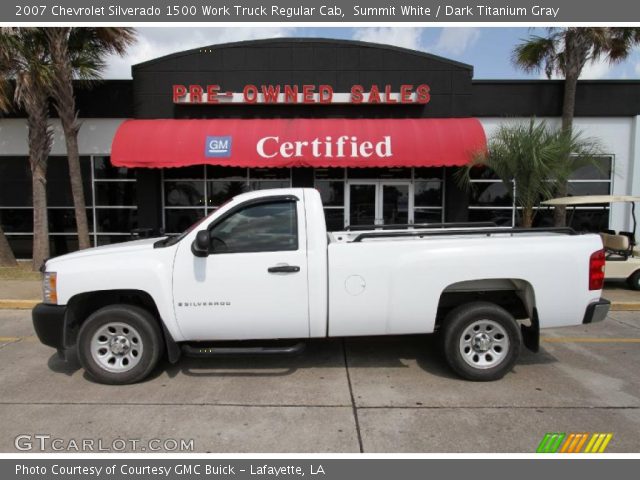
[191,230,210,257]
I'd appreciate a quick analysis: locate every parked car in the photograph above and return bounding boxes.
[33,188,609,384]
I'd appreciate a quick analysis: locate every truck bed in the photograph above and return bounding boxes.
[326,228,602,337]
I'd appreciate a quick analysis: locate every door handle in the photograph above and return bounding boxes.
[268,265,300,273]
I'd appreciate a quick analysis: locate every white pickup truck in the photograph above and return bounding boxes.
[33,188,610,384]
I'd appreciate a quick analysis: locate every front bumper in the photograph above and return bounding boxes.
[32,303,67,350]
[582,298,610,324]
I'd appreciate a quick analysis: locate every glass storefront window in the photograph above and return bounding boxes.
[165,209,206,234]
[414,181,443,207]
[95,182,137,206]
[250,168,290,179]
[468,182,513,207]
[315,168,345,180]
[414,209,444,224]
[206,166,247,180]
[532,207,610,232]
[347,167,411,179]
[250,180,290,190]
[47,156,92,207]
[468,209,515,227]
[315,180,345,207]
[1,155,138,257]
[164,181,206,207]
[314,169,346,231]
[0,157,31,207]
[0,209,32,233]
[94,155,137,179]
[570,157,612,180]
[467,155,614,229]
[468,165,500,180]
[567,182,611,196]
[323,209,345,232]
[162,165,205,179]
[207,181,249,206]
[95,209,138,233]
[49,209,94,233]
[162,167,291,233]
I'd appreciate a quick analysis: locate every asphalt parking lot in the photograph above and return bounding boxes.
[1,309,639,453]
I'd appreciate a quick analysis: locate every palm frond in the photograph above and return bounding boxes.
[512,35,559,77]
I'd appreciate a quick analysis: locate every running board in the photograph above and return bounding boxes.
[181,342,306,357]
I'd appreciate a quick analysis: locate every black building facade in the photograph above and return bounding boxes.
[1,38,639,258]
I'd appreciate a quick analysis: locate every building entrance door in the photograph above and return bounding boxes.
[346,181,412,228]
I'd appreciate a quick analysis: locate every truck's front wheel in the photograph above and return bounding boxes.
[442,302,521,381]
[77,305,164,385]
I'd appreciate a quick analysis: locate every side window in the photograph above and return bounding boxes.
[209,201,298,253]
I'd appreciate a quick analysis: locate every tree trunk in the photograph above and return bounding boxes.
[554,29,590,227]
[59,107,91,249]
[0,223,17,267]
[521,207,534,228]
[25,91,52,271]
[47,28,91,250]
[554,70,579,227]
[31,162,49,271]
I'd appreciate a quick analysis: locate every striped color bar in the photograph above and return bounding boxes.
[537,433,613,453]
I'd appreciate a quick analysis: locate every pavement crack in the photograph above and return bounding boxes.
[610,317,640,331]
[342,339,364,453]
[0,339,21,351]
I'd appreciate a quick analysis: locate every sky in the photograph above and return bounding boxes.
[102,27,640,80]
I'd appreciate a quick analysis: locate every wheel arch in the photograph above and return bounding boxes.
[435,278,539,352]
[63,289,180,362]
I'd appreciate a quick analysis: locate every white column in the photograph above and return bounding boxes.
[628,115,640,241]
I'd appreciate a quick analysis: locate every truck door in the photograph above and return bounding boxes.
[172,196,310,341]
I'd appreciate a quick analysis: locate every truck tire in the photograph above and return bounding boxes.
[441,301,522,381]
[627,270,640,291]
[77,305,164,385]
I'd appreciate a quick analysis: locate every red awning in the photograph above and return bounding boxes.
[111,118,486,169]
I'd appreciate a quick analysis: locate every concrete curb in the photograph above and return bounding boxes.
[1,299,640,311]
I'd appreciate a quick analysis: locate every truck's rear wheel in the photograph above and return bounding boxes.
[442,302,521,381]
[77,305,163,385]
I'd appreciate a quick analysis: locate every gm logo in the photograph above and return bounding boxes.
[205,136,232,157]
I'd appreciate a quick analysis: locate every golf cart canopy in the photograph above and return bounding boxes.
[542,195,640,206]
[542,195,640,259]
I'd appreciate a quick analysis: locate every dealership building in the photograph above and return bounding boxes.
[1,37,640,258]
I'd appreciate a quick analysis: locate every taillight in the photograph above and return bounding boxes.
[589,249,606,290]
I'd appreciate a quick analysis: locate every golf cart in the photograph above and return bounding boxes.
[542,195,640,290]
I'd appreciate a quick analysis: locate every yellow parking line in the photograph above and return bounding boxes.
[0,336,37,342]
[543,337,640,343]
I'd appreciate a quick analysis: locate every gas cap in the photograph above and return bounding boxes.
[345,275,366,296]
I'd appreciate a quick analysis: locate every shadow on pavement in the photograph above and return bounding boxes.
[47,335,559,383]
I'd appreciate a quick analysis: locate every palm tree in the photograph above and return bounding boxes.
[513,27,640,225]
[0,28,53,270]
[45,27,136,250]
[457,119,602,228]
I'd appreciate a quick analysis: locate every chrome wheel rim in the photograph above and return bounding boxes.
[459,319,509,370]
[90,322,143,373]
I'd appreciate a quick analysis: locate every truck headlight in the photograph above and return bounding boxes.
[43,272,57,305]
